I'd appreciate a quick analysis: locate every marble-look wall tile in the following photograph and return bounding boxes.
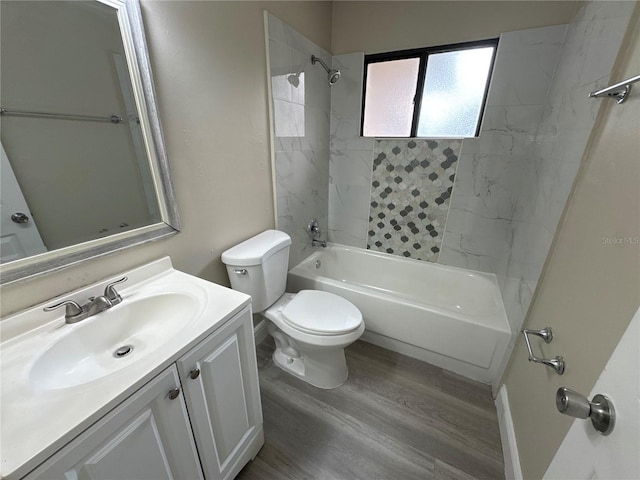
[368,139,460,260]
[274,149,329,266]
[267,13,331,267]
[328,52,374,247]
[328,184,371,247]
[439,25,566,273]
[487,25,566,106]
[498,1,635,334]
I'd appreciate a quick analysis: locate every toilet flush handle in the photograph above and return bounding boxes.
[233,269,247,275]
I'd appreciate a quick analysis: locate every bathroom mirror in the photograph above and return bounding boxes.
[0,0,179,284]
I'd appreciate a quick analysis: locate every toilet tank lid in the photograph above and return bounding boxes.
[221,230,292,266]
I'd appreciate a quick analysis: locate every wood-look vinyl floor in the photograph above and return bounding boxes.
[237,339,504,480]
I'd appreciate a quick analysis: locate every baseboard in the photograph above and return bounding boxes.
[495,385,523,480]
[254,319,269,345]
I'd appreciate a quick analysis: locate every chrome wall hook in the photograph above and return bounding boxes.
[522,327,565,375]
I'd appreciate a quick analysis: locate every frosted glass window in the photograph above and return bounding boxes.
[417,47,494,137]
[362,58,420,137]
[361,39,497,138]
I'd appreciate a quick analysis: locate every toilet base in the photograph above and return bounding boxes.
[268,323,349,389]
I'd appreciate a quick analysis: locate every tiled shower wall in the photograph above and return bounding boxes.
[327,26,565,269]
[328,53,374,247]
[438,24,567,277]
[328,52,464,259]
[368,139,460,260]
[327,1,633,340]
[266,13,331,267]
[496,1,635,336]
[270,3,633,335]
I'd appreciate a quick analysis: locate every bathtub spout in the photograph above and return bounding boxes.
[308,219,327,247]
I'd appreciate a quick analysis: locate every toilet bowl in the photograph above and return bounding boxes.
[221,230,364,389]
[264,291,364,388]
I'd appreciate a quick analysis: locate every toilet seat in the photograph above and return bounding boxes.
[281,290,362,336]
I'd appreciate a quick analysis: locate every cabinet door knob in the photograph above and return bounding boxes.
[189,368,201,380]
[168,387,181,400]
[11,212,29,224]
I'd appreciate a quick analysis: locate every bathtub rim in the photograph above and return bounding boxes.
[289,243,510,333]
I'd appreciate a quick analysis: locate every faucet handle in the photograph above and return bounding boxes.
[104,277,127,305]
[44,300,83,318]
[307,219,320,238]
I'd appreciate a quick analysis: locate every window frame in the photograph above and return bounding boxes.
[361,38,499,138]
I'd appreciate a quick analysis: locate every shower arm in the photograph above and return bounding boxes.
[311,55,340,85]
[311,55,330,73]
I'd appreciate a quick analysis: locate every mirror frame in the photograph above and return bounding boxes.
[0,0,180,285]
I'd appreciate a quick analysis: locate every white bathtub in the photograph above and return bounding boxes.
[287,244,511,385]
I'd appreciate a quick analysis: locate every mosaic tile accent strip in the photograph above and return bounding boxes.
[368,139,461,261]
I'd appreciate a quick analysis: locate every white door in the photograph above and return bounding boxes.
[25,366,204,480]
[0,142,47,262]
[177,307,264,480]
[544,307,640,479]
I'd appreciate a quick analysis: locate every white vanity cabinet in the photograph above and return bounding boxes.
[22,306,263,480]
[24,365,204,480]
[177,306,264,480]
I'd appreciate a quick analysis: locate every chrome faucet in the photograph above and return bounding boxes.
[307,219,327,247]
[44,277,128,324]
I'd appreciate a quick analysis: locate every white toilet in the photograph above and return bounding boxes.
[221,230,364,389]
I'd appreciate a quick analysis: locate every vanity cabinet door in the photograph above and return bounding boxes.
[177,306,264,480]
[24,366,203,480]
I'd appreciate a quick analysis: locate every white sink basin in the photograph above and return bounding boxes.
[29,293,198,390]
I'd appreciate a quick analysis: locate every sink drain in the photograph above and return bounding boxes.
[114,345,134,358]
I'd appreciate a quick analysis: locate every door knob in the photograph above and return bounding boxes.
[556,387,615,435]
[11,212,29,224]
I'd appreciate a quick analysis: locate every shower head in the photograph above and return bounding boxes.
[311,55,341,85]
[287,72,301,87]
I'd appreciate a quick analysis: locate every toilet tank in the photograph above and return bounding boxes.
[221,230,292,312]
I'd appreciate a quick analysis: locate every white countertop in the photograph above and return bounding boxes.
[0,257,251,480]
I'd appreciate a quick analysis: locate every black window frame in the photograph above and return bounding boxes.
[361,38,499,138]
